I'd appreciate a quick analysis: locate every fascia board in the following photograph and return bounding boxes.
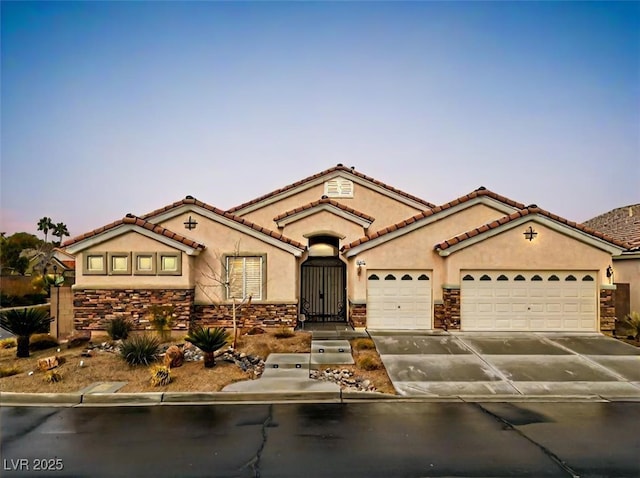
[65,225,202,256]
[344,196,509,258]
[276,203,373,228]
[437,215,625,257]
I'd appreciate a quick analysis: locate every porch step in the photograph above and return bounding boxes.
[264,353,310,370]
[310,339,354,369]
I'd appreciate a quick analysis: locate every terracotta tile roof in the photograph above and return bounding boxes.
[142,196,306,250]
[583,204,640,250]
[342,187,525,251]
[61,260,75,269]
[435,206,630,252]
[62,214,207,251]
[227,164,435,213]
[273,197,375,223]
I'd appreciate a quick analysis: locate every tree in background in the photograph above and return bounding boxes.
[0,233,42,275]
[37,217,54,242]
[52,222,70,246]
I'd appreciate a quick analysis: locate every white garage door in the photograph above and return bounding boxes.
[461,271,597,331]
[367,270,432,330]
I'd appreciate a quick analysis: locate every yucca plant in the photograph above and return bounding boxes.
[106,317,133,340]
[621,311,640,341]
[0,308,53,358]
[44,370,62,384]
[119,334,160,366]
[185,326,230,368]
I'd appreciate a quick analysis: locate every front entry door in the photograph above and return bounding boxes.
[300,257,346,322]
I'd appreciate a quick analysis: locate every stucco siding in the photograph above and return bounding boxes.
[613,257,640,313]
[281,210,366,245]
[160,212,298,303]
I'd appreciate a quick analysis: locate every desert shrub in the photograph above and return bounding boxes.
[352,338,376,350]
[0,338,16,349]
[621,311,640,341]
[149,365,172,386]
[29,333,59,351]
[44,370,62,383]
[148,305,174,341]
[106,317,133,340]
[273,327,295,339]
[357,355,382,371]
[120,334,160,366]
[0,366,21,378]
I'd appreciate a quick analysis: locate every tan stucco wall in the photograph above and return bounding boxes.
[444,221,613,285]
[349,204,511,301]
[613,257,640,313]
[238,178,424,233]
[74,233,191,288]
[281,210,366,246]
[160,212,298,303]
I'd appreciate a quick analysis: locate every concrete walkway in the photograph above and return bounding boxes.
[371,332,640,399]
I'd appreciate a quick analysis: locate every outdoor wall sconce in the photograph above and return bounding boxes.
[356,259,366,276]
[606,265,614,283]
[523,226,538,241]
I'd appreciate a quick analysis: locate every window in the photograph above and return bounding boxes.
[497,274,509,281]
[324,178,354,198]
[384,274,396,280]
[401,274,413,280]
[84,253,106,275]
[480,274,492,281]
[418,274,430,280]
[226,256,263,300]
[108,252,131,275]
[134,253,156,275]
[368,274,380,280]
[158,253,181,275]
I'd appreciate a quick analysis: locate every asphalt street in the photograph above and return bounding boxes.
[2,401,638,478]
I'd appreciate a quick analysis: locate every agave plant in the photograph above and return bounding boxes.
[185,326,230,368]
[0,308,53,358]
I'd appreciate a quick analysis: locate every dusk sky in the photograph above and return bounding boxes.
[1,1,638,240]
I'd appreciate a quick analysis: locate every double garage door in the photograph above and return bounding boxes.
[461,271,597,331]
[367,270,432,330]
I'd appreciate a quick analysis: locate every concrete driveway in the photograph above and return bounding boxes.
[370,332,640,398]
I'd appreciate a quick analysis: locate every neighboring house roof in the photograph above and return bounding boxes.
[140,196,306,251]
[227,164,436,214]
[274,197,375,228]
[342,187,525,255]
[583,204,640,251]
[434,206,629,255]
[62,214,207,253]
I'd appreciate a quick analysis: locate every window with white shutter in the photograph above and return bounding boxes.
[324,178,354,198]
[226,256,263,300]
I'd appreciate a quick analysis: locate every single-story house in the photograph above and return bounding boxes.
[584,205,640,319]
[63,165,630,334]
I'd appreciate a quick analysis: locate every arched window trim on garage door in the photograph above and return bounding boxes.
[463,274,475,280]
[497,274,509,281]
[418,274,430,280]
[480,274,492,281]
[514,274,526,281]
[548,275,560,281]
[532,274,543,281]
[565,274,577,281]
[582,275,594,281]
[368,274,379,280]
[401,274,413,280]
[385,274,396,280]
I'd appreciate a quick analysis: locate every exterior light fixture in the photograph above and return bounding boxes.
[606,265,614,284]
[356,260,366,276]
[523,226,538,241]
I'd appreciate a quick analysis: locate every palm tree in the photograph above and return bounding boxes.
[52,222,70,246]
[37,217,54,242]
[0,308,53,358]
[185,326,230,368]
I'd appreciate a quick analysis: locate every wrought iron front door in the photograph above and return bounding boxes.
[300,257,346,322]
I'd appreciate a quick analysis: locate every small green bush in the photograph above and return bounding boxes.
[0,366,21,378]
[149,365,172,386]
[352,338,376,350]
[106,317,133,340]
[29,334,59,351]
[621,311,640,341]
[0,338,17,349]
[185,326,230,368]
[148,305,174,341]
[274,327,295,339]
[357,355,382,371]
[120,334,160,366]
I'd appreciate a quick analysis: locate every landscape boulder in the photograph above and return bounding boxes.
[163,345,184,368]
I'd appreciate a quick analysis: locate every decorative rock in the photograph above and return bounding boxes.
[163,345,184,368]
[37,356,59,371]
[66,330,91,348]
[310,367,377,392]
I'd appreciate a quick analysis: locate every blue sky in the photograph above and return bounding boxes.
[1,1,638,239]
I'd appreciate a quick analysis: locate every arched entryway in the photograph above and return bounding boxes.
[300,255,346,323]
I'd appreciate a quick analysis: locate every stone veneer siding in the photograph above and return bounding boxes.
[73,289,195,331]
[599,288,616,335]
[194,303,298,328]
[349,302,367,328]
[440,288,461,330]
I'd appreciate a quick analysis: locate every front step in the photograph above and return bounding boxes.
[310,339,354,369]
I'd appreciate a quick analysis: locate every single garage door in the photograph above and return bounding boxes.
[461,271,597,331]
[367,270,432,330]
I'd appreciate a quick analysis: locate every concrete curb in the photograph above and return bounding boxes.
[80,392,163,405]
[0,392,82,406]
